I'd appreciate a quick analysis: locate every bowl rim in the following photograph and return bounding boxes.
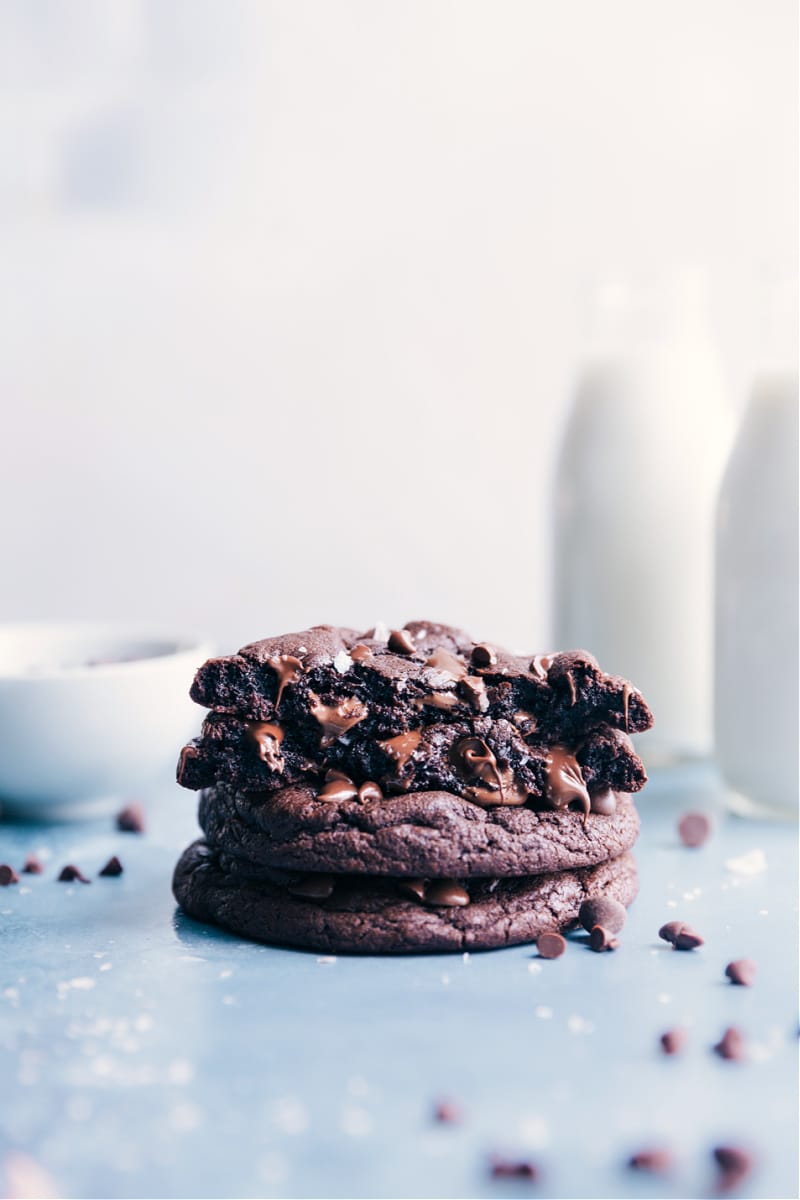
[0,620,213,682]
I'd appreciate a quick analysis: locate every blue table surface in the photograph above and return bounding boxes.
[0,765,797,1200]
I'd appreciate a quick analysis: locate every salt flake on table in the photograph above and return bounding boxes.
[567,1015,594,1034]
[725,849,767,876]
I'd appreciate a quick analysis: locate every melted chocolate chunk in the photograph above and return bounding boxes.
[244,721,285,769]
[545,746,590,818]
[268,654,304,710]
[308,693,368,745]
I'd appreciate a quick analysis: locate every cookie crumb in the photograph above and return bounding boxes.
[0,865,20,886]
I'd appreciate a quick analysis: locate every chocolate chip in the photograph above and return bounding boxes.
[116,803,145,833]
[22,855,44,875]
[536,931,566,959]
[713,1146,753,1190]
[660,1028,687,1056]
[287,873,335,900]
[629,1148,673,1172]
[318,777,358,803]
[357,781,383,803]
[434,1099,462,1124]
[388,628,416,655]
[58,865,91,884]
[678,811,712,847]
[397,879,427,902]
[99,856,123,877]
[579,896,627,934]
[458,675,488,712]
[713,1026,747,1061]
[490,1158,538,1180]
[725,959,756,987]
[425,880,470,908]
[0,864,20,886]
[658,920,704,950]
[349,644,373,662]
[471,643,497,669]
[589,924,619,952]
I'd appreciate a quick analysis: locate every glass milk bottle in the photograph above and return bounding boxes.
[715,360,798,818]
[554,273,734,764]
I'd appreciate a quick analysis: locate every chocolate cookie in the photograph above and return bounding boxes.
[173,841,639,954]
[197,783,640,878]
[188,621,653,741]
[178,712,647,806]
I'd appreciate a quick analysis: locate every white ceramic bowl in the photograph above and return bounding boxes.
[0,623,212,820]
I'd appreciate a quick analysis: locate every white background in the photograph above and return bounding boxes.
[0,1,796,653]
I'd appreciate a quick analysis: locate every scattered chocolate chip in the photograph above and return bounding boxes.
[58,865,91,884]
[589,924,619,952]
[579,896,627,934]
[629,1148,673,1172]
[388,628,416,655]
[725,959,756,987]
[99,856,123,877]
[490,1157,538,1180]
[434,1099,462,1124]
[471,643,497,669]
[713,1146,753,1191]
[713,1026,747,1061]
[658,920,704,950]
[357,781,383,803]
[678,811,712,847]
[660,1028,687,1056]
[0,864,20,886]
[116,803,145,833]
[22,855,44,875]
[536,931,566,959]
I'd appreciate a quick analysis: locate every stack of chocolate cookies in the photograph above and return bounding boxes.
[173,621,653,954]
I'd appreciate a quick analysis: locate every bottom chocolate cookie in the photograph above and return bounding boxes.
[172,841,638,955]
